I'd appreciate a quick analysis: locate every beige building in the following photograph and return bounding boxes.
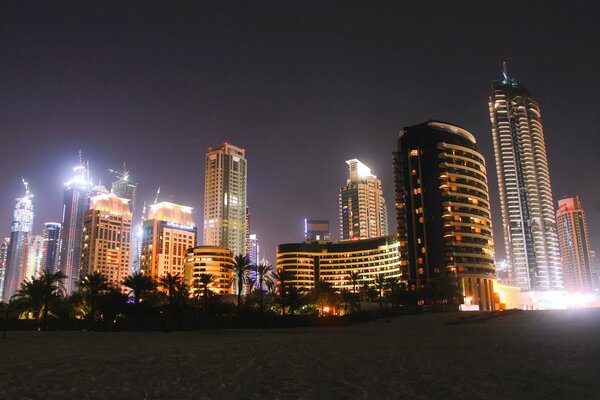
[339,159,387,241]
[141,202,197,280]
[557,197,595,292]
[184,246,234,295]
[81,193,132,288]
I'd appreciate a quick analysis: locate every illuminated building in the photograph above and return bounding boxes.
[141,202,197,279]
[304,219,330,241]
[203,142,247,257]
[59,154,93,295]
[81,193,132,288]
[111,166,138,275]
[489,65,562,291]
[41,222,61,272]
[184,246,234,295]
[339,159,387,240]
[249,233,260,265]
[393,121,496,311]
[23,235,44,280]
[0,238,10,300]
[3,180,34,302]
[556,197,595,292]
[277,236,402,291]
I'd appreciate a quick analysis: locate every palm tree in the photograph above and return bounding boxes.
[232,254,251,310]
[272,269,288,315]
[122,272,156,319]
[78,272,109,329]
[12,279,46,330]
[385,276,401,310]
[374,274,387,311]
[256,263,274,313]
[312,280,337,315]
[348,271,361,294]
[193,273,215,313]
[286,287,306,316]
[39,269,67,330]
[159,273,183,311]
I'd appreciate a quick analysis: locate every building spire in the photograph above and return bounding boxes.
[502,61,508,80]
[21,177,30,197]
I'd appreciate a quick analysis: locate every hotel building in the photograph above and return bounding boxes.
[556,196,595,292]
[81,193,132,288]
[304,219,330,241]
[277,236,402,291]
[184,246,234,295]
[141,202,197,279]
[393,121,496,311]
[489,66,562,291]
[339,159,387,240]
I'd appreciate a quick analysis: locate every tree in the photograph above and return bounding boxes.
[286,287,306,316]
[232,254,251,311]
[374,274,387,311]
[311,280,337,315]
[272,269,288,315]
[122,272,156,319]
[255,263,274,313]
[78,272,109,330]
[348,271,361,294]
[13,269,66,331]
[97,288,128,327]
[385,276,402,310]
[193,273,215,314]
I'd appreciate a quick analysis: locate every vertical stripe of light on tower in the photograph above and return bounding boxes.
[488,64,562,291]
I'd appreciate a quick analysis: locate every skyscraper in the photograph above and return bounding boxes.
[393,121,496,311]
[141,202,197,279]
[81,193,132,288]
[203,142,248,257]
[489,65,562,291]
[23,235,44,280]
[0,238,11,300]
[110,166,138,275]
[41,222,61,272]
[556,197,595,292]
[339,159,387,240]
[3,179,34,302]
[59,155,93,295]
[248,233,260,265]
[304,219,331,241]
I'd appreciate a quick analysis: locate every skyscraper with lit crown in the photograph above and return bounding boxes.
[2,179,34,302]
[339,159,387,240]
[59,153,93,295]
[203,142,248,257]
[489,64,562,291]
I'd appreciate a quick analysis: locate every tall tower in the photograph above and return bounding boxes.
[23,235,44,280]
[203,143,248,257]
[0,238,10,300]
[81,193,132,288]
[141,202,197,279]
[339,159,387,240]
[556,197,595,292]
[2,179,34,302]
[393,121,496,311]
[110,166,138,275]
[489,65,562,291]
[41,222,61,272]
[59,154,93,295]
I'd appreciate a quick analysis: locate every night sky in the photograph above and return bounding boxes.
[2,1,599,263]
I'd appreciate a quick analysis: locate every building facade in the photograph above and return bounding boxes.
[184,246,234,295]
[141,202,197,280]
[339,159,387,240]
[556,197,595,292]
[81,193,132,288]
[23,235,44,280]
[59,157,93,295]
[0,238,9,300]
[277,236,402,292]
[489,67,562,291]
[203,143,248,257]
[41,222,61,273]
[304,219,330,241]
[393,121,496,311]
[2,180,34,302]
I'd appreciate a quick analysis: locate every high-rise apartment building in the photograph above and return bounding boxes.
[393,121,496,311]
[489,66,562,291]
[81,193,132,288]
[111,167,138,276]
[339,159,387,240]
[0,238,10,300]
[556,197,595,292]
[141,202,197,279]
[41,222,61,272]
[304,219,330,241]
[3,180,34,302]
[203,143,248,257]
[59,155,93,295]
[23,235,44,280]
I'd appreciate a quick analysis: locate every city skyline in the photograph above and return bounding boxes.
[1,2,599,266]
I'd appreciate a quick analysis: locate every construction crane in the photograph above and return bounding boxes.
[108,162,130,181]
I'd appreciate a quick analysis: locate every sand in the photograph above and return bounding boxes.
[0,309,599,399]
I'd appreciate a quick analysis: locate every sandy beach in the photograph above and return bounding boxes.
[1,309,599,399]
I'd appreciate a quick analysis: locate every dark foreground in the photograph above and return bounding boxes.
[1,309,599,399]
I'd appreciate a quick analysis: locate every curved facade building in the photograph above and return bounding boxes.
[489,68,561,291]
[393,121,496,310]
[184,246,234,295]
[277,236,402,291]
